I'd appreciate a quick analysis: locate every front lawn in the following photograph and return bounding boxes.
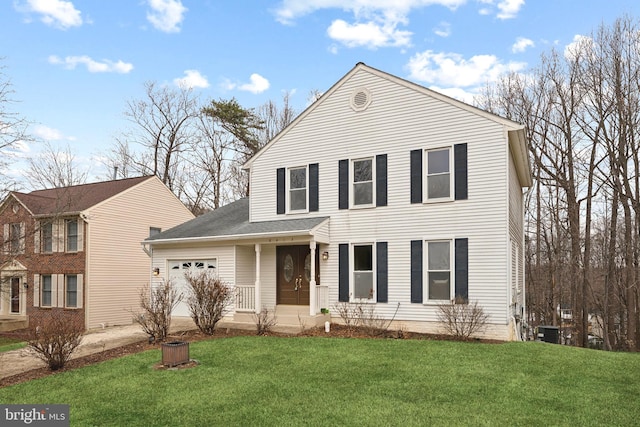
[0,336,25,353]
[0,337,638,426]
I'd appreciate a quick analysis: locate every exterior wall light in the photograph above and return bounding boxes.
[322,251,329,261]
[152,267,160,276]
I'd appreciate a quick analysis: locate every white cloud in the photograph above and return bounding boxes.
[239,74,270,94]
[496,0,524,19]
[146,0,187,33]
[48,55,134,73]
[407,49,526,88]
[33,125,63,141]
[433,21,451,37]
[512,37,534,53]
[274,0,465,49]
[327,19,412,49]
[19,0,83,30]
[173,70,209,89]
[429,86,477,103]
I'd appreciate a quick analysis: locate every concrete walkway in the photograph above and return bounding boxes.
[0,317,199,380]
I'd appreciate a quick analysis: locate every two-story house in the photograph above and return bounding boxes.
[144,63,532,340]
[0,176,194,332]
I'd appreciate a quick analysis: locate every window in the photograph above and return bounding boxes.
[66,275,78,308]
[41,275,52,307]
[9,223,22,253]
[66,219,78,252]
[352,158,373,206]
[288,167,307,211]
[427,241,451,301]
[41,222,53,253]
[353,244,374,300]
[426,148,451,200]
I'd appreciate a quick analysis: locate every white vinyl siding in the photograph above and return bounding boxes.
[247,67,514,336]
[85,177,194,329]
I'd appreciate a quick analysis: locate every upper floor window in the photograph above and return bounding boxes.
[352,158,373,206]
[66,219,78,252]
[41,222,53,253]
[426,148,451,200]
[411,144,467,204]
[288,167,307,211]
[9,223,22,253]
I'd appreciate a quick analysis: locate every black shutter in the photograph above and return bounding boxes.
[339,159,349,210]
[410,149,422,204]
[276,168,285,214]
[410,240,423,303]
[454,143,468,200]
[376,154,387,207]
[455,238,469,302]
[376,241,388,303]
[309,163,319,212]
[339,244,349,302]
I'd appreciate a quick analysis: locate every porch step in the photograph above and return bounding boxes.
[0,317,28,332]
[233,306,329,331]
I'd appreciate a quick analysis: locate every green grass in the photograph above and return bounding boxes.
[0,336,25,353]
[1,337,639,426]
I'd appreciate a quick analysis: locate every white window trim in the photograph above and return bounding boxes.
[423,238,454,304]
[40,221,53,253]
[286,165,309,214]
[65,274,78,309]
[351,157,375,209]
[40,274,54,308]
[66,218,79,253]
[424,146,454,203]
[350,242,376,302]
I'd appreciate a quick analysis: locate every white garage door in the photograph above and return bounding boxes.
[168,259,217,317]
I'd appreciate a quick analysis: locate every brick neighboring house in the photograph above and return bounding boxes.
[0,176,194,332]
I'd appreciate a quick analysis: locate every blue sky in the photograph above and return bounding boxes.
[2,0,639,184]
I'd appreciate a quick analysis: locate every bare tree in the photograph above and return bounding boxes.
[0,60,32,195]
[23,141,89,189]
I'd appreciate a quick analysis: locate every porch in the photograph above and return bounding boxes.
[234,284,330,330]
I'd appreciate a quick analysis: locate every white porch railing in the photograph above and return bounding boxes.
[235,285,255,312]
[316,285,329,313]
[235,284,330,314]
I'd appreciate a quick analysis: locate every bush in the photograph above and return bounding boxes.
[437,297,489,340]
[184,270,234,335]
[27,310,83,371]
[133,280,182,342]
[253,307,277,335]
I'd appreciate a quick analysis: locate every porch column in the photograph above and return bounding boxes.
[255,243,261,314]
[309,240,317,316]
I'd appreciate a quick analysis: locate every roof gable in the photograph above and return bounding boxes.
[8,176,155,216]
[244,63,530,184]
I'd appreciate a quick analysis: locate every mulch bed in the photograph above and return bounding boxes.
[0,324,501,388]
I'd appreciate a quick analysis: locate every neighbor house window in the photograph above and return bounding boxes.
[66,219,78,252]
[352,158,373,206]
[41,275,52,307]
[66,275,78,308]
[288,167,307,211]
[426,148,452,200]
[41,222,53,253]
[9,223,22,253]
[427,241,451,301]
[353,244,374,300]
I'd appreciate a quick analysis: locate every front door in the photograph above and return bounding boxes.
[277,245,319,305]
[10,277,20,314]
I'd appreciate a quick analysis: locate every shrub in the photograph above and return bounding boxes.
[133,280,182,342]
[184,270,234,335]
[437,297,489,340]
[27,310,83,371]
[253,307,277,335]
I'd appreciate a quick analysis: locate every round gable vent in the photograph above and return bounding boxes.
[350,88,371,111]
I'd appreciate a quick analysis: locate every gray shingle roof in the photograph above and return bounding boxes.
[146,198,329,242]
